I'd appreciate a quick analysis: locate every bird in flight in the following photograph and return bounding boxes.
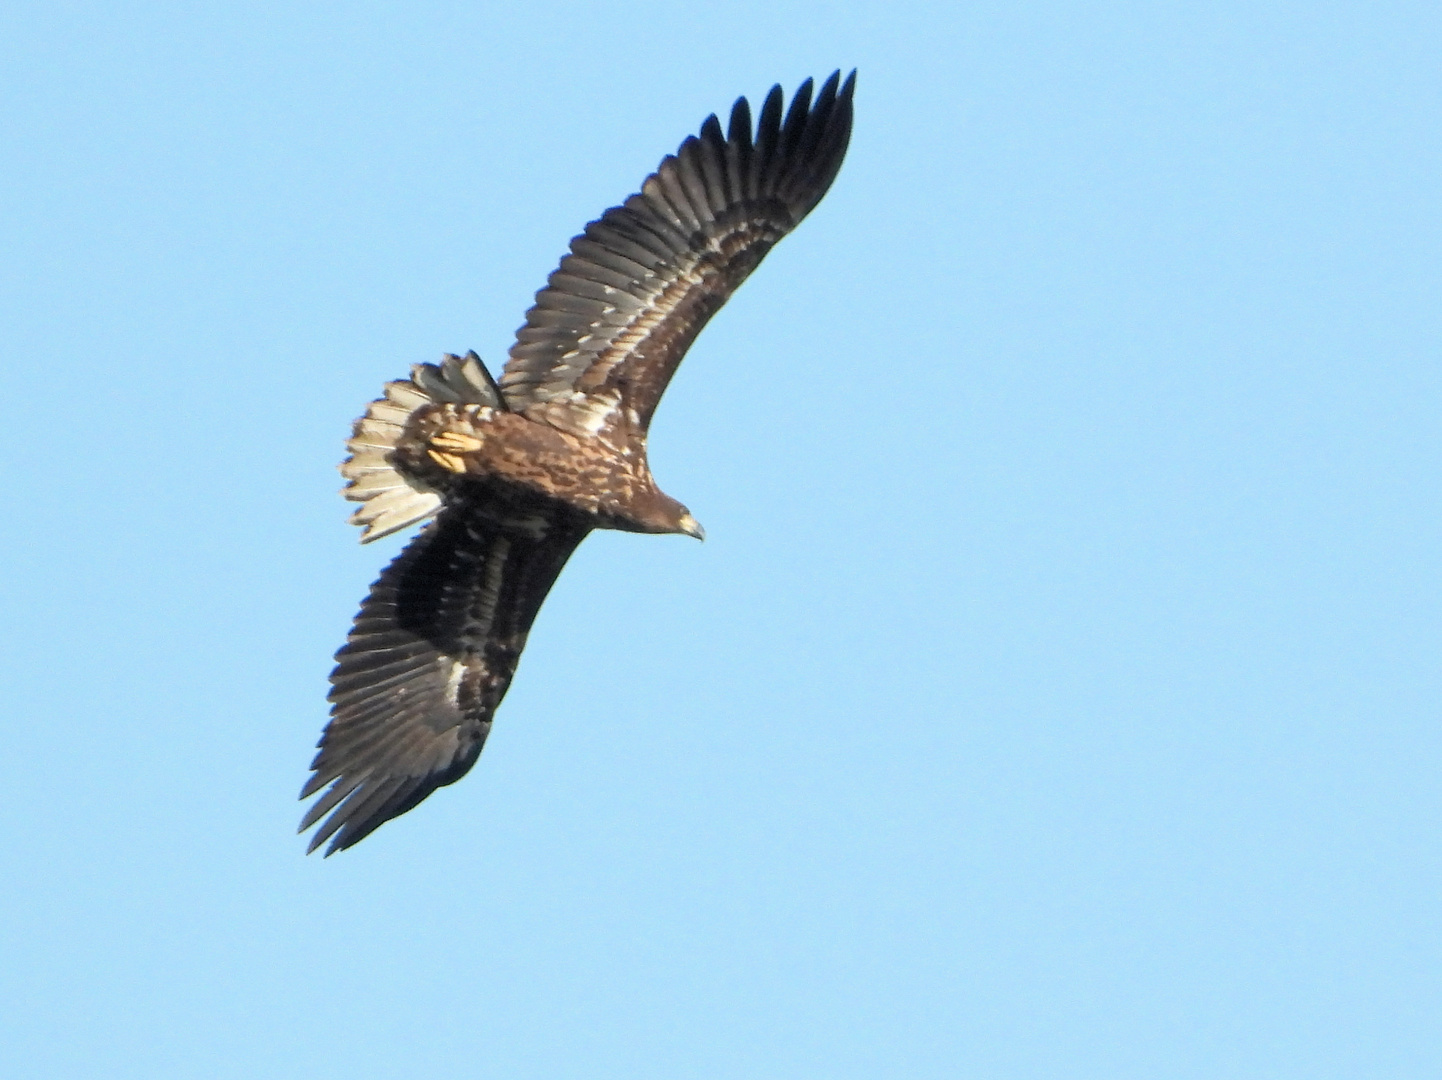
[300,72,855,854]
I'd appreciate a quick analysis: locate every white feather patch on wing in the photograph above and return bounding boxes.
[522,389,623,440]
[340,351,504,543]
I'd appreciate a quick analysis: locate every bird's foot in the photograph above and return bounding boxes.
[431,431,484,453]
[425,430,484,474]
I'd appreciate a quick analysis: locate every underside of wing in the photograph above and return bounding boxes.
[499,71,855,439]
[301,497,589,854]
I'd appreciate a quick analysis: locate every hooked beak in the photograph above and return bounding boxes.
[677,512,706,541]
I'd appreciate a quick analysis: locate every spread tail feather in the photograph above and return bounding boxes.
[340,351,506,542]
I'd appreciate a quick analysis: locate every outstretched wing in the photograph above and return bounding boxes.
[300,498,590,854]
[499,70,855,440]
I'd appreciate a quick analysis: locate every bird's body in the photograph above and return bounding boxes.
[301,72,855,854]
[400,396,693,535]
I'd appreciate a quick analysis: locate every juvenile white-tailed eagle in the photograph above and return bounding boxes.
[301,72,855,854]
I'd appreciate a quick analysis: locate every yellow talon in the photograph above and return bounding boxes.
[427,449,468,473]
[432,431,484,452]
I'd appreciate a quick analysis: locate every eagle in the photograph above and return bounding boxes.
[300,72,855,854]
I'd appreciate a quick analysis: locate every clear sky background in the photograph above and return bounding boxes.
[3,2,1439,1077]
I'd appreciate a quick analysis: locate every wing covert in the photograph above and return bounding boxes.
[499,71,855,439]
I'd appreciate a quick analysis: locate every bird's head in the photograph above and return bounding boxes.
[675,510,706,541]
[614,489,705,540]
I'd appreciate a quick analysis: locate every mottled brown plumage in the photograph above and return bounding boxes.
[300,72,855,854]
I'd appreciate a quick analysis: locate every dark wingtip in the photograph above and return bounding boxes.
[727,95,752,146]
[780,77,815,152]
[732,70,855,214]
[756,83,785,152]
[736,72,855,146]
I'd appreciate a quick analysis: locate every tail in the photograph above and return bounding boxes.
[340,350,507,543]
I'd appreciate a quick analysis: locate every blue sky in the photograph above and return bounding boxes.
[3,2,1439,1077]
